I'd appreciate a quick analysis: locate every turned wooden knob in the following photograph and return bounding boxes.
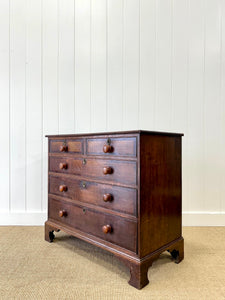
[59,162,67,170]
[103,144,113,153]
[59,185,67,192]
[102,224,112,234]
[59,210,67,217]
[103,193,112,202]
[60,145,68,152]
[103,166,113,175]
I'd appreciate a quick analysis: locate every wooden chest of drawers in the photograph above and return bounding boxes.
[45,130,184,289]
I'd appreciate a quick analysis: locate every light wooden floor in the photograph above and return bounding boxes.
[0,227,224,299]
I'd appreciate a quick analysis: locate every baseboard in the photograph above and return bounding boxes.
[0,211,224,226]
[0,212,47,226]
[182,212,225,226]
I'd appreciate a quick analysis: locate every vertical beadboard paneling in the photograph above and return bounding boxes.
[58,0,74,134]
[10,0,26,211]
[172,0,188,211]
[26,0,42,211]
[155,0,172,131]
[107,0,123,131]
[42,0,58,135]
[75,0,91,133]
[172,0,188,133]
[221,0,225,213]
[204,0,221,211]
[91,0,107,132]
[139,0,156,130]
[0,0,10,212]
[123,0,139,130]
[0,0,225,225]
[42,0,59,211]
[188,0,205,211]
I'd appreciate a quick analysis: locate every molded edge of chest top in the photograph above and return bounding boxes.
[45,129,184,138]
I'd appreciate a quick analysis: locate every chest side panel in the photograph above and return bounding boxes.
[140,134,182,258]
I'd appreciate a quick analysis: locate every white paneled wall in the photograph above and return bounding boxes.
[0,0,225,225]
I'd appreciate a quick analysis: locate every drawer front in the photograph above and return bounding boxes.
[49,157,137,186]
[49,139,83,154]
[49,198,137,252]
[49,175,137,216]
[87,137,136,157]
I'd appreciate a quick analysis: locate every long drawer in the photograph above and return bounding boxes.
[49,156,137,186]
[49,175,137,216]
[48,197,137,253]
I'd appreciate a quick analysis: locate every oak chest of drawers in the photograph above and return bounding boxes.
[45,130,184,289]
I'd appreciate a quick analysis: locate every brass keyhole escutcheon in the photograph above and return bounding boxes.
[82,208,86,214]
[82,159,86,165]
[82,182,86,188]
[107,138,111,145]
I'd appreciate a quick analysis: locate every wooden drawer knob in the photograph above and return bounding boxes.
[103,166,113,175]
[102,224,112,234]
[59,162,67,170]
[60,145,68,152]
[59,210,67,217]
[103,193,112,202]
[59,185,67,192]
[103,144,113,153]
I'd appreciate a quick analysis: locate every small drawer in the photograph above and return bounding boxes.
[49,139,83,154]
[48,197,137,252]
[49,175,137,216]
[87,137,137,157]
[49,157,137,186]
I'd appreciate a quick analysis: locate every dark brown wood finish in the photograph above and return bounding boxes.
[50,139,83,153]
[48,197,137,252]
[49,175,137,216]
[49,156,137,186]
[46,129,183,138]
[87,137,137,157]
[45,130,184,290]
[139,134,182,257]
